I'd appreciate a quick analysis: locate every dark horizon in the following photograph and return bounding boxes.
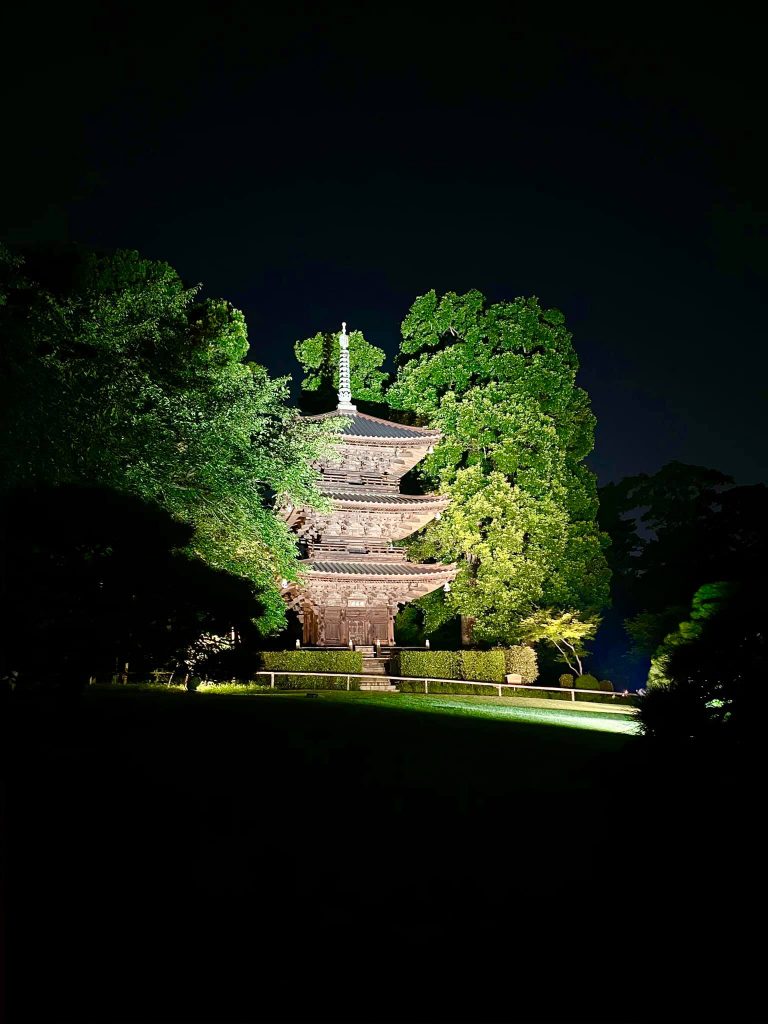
[3,4,766,486]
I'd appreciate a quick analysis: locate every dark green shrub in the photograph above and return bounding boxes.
[598,679,614,692]
[575,673,599,689]
[503,646,539,684]
[458,650,505,682]
[274,674,359,691]
[575,673,604,702]
[187,676,201,691]
[511,687,565,700]
[558,673,575,688]
[398,679,499,696]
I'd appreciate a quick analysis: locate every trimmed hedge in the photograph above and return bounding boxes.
[258,650,364,690]
[503,646,539,684]
[394,647,537,686]
[395,650,459,680]
[458,650,505,683]
[260,650,363,673]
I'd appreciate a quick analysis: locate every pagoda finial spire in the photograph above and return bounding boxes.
[337,321,357,413]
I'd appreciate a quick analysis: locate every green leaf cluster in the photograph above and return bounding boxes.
[388,289,610,645]
[0,245,338,632]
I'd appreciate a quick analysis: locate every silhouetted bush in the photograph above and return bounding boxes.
[637,579,767,745]
[2,485,264,692]
[558,673,575,688]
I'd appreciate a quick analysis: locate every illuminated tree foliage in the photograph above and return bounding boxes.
[517,609,597,676]
[294,328,388,410]
[387,289,610,645]
[0,244,336,632]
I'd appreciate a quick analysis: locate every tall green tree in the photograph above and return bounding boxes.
[598,462,768,664]
[0,244,336,632]
[294,328,388,411]
[387,289,610,645]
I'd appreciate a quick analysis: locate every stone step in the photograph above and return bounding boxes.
[359,683,399,692]
[361,659,391,676]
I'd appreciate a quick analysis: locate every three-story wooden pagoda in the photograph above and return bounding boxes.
[281,323,455,646]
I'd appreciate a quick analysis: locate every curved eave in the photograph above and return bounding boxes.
[321,493,450,512]
[334,433,442,447]
[296,561,457,582]
[305,410,441,444]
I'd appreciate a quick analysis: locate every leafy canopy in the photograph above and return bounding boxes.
[387,289,610,646]
[0,244,337,632]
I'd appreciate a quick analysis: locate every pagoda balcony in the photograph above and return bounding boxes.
[307,540,407,561]
[317,470,400,491]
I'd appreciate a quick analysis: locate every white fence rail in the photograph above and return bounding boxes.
[253,671,635,703]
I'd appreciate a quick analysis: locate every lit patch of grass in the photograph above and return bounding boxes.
[198,681,274,694]
[307,691,640,735]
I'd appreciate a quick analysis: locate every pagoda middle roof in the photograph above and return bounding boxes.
[304,561,452,577]
[308,410,440,441]
[320,489,447,506]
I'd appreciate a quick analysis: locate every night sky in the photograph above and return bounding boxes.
[3,5,766,485]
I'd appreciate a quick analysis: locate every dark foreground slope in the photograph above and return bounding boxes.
[6,689,764,1023]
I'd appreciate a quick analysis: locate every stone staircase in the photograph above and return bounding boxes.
[359,651,398,691]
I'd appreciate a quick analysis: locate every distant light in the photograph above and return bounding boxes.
[425,639,431,649]
[443,581,451,593]
[435,511,441,520]
[281,578,289,588]
[295,638,301,649]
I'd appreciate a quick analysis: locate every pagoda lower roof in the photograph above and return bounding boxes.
[319,489,447,506]
[303,561,453,577]
[307,410,441,442]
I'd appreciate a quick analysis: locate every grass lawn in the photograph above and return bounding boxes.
[207,687,640,734]
[6,686,758,1023]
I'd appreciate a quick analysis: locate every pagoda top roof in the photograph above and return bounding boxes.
[303,560,454,577]
[307,410,440,442]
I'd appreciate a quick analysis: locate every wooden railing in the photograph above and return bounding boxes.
[252,671,636,707]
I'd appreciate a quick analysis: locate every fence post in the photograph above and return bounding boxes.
[497,685,502,698]
[571,688,575,702]
[346,675,350,691]
[270,672,275,689]
[424,678,428,694]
